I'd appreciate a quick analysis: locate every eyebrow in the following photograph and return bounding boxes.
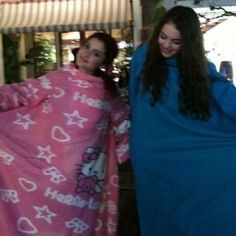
[83,42,105,57]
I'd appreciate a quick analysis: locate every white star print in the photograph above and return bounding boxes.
[64,111,88,128]
[36,145,56,163]
[13,113,36,130]
[33,205,57,224]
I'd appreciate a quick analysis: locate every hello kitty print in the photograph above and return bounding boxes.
[0,65,130,235]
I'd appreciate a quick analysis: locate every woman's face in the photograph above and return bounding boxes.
[158,22,181,58]
[76,37,106,75]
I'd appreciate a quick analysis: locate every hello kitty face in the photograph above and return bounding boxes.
[80,152,105,180]
[76,147,106,195]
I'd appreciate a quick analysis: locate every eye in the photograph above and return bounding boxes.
[173,39,181,45]
[160,33,167,40]
[172,40,181,45]
[93,52,100,57]
[91,50,102,58]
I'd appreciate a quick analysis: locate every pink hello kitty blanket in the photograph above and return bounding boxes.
[0,66,130,235]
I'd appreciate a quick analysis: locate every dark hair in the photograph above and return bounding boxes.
[87,32,118,68]
[86,32,119,97]
[71,47,79,63]
[142,5,211,121]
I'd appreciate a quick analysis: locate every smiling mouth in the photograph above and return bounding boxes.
[162,49,171,54]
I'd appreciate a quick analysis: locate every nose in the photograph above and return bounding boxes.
[163,40,171,49]
[83,48,90,57]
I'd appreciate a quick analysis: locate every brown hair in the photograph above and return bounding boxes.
[86,32,119,98]
[142,6,211,121]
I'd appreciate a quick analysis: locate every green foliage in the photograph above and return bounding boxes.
[151,1,166,25]
[3,34,22,84]
[114,28,134,72]
[21,38,56,76]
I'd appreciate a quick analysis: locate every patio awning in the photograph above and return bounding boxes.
[0,0,132,34]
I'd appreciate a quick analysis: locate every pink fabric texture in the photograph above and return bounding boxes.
[0,65,130,235]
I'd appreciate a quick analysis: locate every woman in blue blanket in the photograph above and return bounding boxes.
[130,5,236,236]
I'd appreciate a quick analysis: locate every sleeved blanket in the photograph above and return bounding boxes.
[0,65,130,236]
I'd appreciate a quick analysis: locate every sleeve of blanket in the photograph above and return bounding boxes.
[210,62,236,122]
[0,78,48,112]
[109,97,130,164]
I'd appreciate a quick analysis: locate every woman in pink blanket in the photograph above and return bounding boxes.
[0,32,130,236]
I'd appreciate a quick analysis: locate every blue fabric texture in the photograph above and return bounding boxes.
[129,43,236,236]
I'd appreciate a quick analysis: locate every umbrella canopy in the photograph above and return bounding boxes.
[0,0,132,33]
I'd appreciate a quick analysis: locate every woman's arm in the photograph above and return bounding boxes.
[109,97,130,164]
[0,77,49,112]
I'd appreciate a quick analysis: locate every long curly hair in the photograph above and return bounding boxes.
[142,6,211,121]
